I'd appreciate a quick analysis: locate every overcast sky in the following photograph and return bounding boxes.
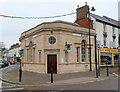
[0,0,119,48]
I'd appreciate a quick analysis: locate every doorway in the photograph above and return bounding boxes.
[47,55,57,74]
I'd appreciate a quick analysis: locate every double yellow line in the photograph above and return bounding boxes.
[112,73,120,77]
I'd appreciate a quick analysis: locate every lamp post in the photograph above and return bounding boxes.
[19,49,23,82]
[88,6,95,71]
[97,46,100,76]
[94,35,98,78]
[19,57,22,82]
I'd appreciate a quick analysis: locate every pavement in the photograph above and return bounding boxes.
[0,64,119,86]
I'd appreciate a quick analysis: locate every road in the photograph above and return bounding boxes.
[1,77,119,91]
[0,64,28,91]
[1,82,26,91]
[22,77,119,91]
[0,64,119,91]
[0,64,19,74]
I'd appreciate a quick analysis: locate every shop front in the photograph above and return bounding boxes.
[99,48,120,67]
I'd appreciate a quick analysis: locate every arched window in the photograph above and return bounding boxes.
[81,40,86,62]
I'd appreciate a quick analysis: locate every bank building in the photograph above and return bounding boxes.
[19,19,96,74]
[19,3,98,74]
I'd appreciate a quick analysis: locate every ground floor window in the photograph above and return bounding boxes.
[76,47,80,62]
[100,52,112,65]
[81,40,86,62]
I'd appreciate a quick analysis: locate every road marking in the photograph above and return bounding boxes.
[82,81,94,84]
[5,87,24,90]
[112,73,120,77]
[100,79,105,81]
[0,85,16,88]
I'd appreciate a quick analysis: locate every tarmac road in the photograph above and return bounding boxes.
[1,82,25,91]
[0,64,119,91]
[0,64,19,74]
[23,77,119,91]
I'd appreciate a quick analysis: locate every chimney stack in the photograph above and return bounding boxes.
[75,2,93,29]
[76,2,89,20]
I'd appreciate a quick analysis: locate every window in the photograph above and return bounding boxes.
[81,40,86,62]
[27,49,29,62]
[48,36,56,44]
[65,51,68,63]
[39,51,41,63]
[112,27,115,34]
[77,47,80,62]
[33,48,35,63]
[112,27,116,42]
[29,41,33,63]
[103,23,106,32]
[104,37,107,47]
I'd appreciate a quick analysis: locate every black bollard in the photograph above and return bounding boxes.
[106,61,109,76]
[19,61,22,82]
[51,69,53,83]
[98,67,100,76]
[19,68,22,82]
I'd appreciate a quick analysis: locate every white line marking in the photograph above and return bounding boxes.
[82,81,94,83]
[0,85,16,88]
[5,87,24,90]
[100,79,105,81]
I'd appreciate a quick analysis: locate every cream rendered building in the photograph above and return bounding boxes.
[20,20,96,74]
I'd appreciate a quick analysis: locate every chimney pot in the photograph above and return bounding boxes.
[77,5,79,8]
[85,2,87,5]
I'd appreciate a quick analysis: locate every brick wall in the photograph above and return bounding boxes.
[75,18,93,29]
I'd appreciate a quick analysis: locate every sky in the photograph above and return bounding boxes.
[0,0,119,48]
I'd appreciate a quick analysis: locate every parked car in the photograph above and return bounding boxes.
[0,59,5,68]
[2,61,9,67]
[0,62,4,68]
[10,61,15,65]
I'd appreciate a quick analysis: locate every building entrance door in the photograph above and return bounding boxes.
[47,55,57,74]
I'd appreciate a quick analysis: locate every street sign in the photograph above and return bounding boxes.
[19,49,24,55]
[67,44,71,50]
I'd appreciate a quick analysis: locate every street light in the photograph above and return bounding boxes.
[88,6,95,71]
[97,46,100,76]
[94,35,98,78]
[19,49,23,82]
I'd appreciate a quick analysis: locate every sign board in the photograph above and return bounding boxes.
[61,58,64,63]
[100,48,120,53]
[19,49,24,55]
[67,45,71,50]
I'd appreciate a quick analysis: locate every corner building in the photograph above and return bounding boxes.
[20,20,96,74]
